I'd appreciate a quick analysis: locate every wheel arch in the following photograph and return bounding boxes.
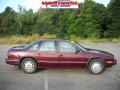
[86,57,105,68]
[19,56,38,68]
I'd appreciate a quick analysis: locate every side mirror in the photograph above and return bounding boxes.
[75,49,80,54]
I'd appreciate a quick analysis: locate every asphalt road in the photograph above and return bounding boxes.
[0,43,120,90]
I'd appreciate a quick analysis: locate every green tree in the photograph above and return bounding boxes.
[33,8,56,35]
[77,0,101,38]
[15,5,24,35]
[104,0,120,38]
[21,9,36,35]
[0,7,16,36]
[92,3,106,38]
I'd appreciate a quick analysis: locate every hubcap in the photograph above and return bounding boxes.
[91,62,102,73]
[24,61,34,72]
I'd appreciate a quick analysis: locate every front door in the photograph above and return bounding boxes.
[58,41,86,68]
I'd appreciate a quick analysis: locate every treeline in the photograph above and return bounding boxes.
[0,0,120,39]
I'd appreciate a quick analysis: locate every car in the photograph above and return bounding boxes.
[6,39,117,74]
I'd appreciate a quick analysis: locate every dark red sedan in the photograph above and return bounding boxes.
[6,39,117,74]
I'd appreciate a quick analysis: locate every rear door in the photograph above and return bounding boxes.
[36,41,59,67]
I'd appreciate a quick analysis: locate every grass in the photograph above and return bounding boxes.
[69,35,120,43]
[0,34,56,44]
[0,34,120,44]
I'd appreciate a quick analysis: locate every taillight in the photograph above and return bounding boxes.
[8,51,15,58]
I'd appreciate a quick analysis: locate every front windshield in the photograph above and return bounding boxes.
[70,41,87,51]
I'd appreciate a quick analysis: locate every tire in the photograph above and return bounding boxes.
[88,59,105,74]
[21,58,38,74]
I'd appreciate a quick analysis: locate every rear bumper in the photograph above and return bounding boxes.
[6,59,19,65]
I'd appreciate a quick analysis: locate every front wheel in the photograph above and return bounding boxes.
[21,58,38,74]
[88,59,105,74]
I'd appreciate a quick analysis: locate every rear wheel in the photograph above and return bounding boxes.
[21,58,38,74]
[88,59,105,74]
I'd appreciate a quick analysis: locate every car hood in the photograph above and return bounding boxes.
[86,48,114,57]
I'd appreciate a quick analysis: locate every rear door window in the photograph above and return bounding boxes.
[39,41,56,52]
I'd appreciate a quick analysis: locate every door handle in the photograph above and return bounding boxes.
[38,54,41,55]
[59,54,63,57]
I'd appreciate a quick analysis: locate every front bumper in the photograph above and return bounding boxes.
[112,59,117,65]
[106,59,117,67]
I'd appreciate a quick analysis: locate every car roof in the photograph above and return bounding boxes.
[31,39,72,44]
[38,38,66,42]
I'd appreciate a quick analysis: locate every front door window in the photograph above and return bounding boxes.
[59,41,76,53]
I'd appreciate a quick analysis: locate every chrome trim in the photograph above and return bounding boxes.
[38,60,86,63]
[38,61,58,63]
